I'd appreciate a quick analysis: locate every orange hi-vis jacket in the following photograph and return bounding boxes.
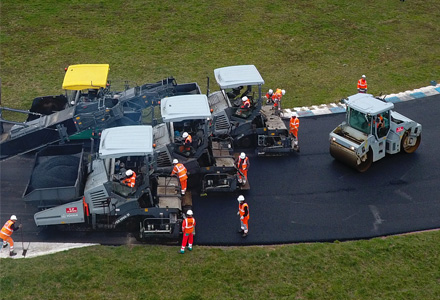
[241,99,251,109]
[172,163,188,181]
[182,217,196,234]
[239,202,249,219]
[1,220,15,237]
[357,79,367,91]
[184,134,192,146]
[273,89,283,100]
[289,116,300,134]
[122,171,137,188]
[266,92,273,100]
[237,157,249,171]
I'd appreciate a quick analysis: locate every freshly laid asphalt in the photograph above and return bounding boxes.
[1,94,439,251]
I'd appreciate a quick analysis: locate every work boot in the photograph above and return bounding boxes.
[187,246,192,251]
[238,229,244,234]
[242,232,248,238]
[2,243,7,249]
[9,251,16,257]
[180,249,185,254]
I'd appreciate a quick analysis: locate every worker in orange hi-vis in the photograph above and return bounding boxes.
[0,215,22,257]
[272,88,285,110]
[182,132,192,151]
[289,115,300,139]
[240,96,251,109]
[171,159,188,195]
[122,169,136,188]
[266,89,274,104]
[357,75,368,93]
[180,210,196,254]
[237,195,249,237]
[235,152,250,185]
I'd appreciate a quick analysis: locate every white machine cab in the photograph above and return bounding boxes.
[99,125,154,158]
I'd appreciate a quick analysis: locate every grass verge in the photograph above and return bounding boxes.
[1,231,440,299]
[1,0,439,112]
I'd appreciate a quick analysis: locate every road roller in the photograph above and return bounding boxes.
[329,93,422,172]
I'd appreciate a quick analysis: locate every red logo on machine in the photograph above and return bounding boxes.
[396,126,404,133]
[66,207,78,214]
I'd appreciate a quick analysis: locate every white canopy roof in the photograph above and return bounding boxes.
[161,94,211,122]
[214,65,265,89]
[99,125,154,158]
[347,93,394,115]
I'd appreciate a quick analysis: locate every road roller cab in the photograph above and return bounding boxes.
[329,93,422,172]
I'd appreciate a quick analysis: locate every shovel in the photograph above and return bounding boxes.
[20,225,29,257]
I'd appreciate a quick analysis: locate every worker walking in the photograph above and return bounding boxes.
[357,75,368,93]
[122,169,136,188]
[235,152,250,185]
[171,159,188,195]
[237,195,249,237]
[0,215,22,257]
[180,210,196,254]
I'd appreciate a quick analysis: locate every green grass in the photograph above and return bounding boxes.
[1,0,439,112]
[1,1,440,299]
[1,231,440,299]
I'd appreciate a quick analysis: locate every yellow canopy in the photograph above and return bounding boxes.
[62,64,110,90]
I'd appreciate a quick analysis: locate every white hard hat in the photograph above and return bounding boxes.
[282,89,286,95]
[10,215,17,221]
[240,152,246,159]
[242,96,248,101]
[186,210,193,216]
[126,169,133,176]
[182,132,189,138]
[173,159,178,164]
[362,74,366,78]
[268,89,273,94]
[237,195,245,202]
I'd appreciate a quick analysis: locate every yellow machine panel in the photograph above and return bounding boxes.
[62,64,110,90]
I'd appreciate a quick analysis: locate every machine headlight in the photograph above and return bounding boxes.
[332,137,336,142]
[350,146,355,151]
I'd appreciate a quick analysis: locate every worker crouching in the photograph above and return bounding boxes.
[237,195,249,237]
[180,210,196,254]
[1,215,22,256]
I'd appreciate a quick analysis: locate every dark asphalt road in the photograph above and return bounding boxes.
[1,94,439,246]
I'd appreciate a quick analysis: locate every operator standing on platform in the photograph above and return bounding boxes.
[237,195,249,237]
[180,210,196,254]
[357,75,368,93]
[235,152,250,185]
[182,132,192,152]
[1,215,22,257]
[289,115,300,139]
[171,159,188,195]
